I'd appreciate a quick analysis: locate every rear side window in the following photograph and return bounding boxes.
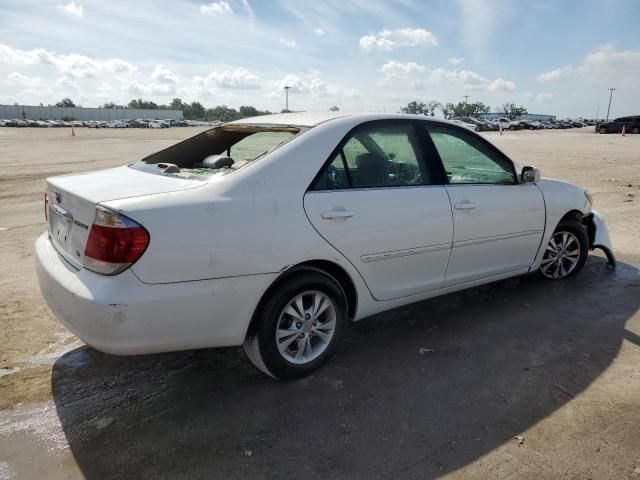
[310,122,432,190]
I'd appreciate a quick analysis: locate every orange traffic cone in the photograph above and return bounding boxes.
[622,125,626,136]
[71,127,75,137]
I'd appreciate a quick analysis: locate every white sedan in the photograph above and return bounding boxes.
[35,113,615,378]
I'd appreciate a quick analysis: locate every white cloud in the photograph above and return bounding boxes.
[57,76,79,92]
[151,64,178,84]
[536,93,554,104]
[360,28,438,51]
[0,44,136,78]
[6,72,44,88]
[200,1,233,15]
[127,82,176,96]
[537,65,572,82]
[486,78,516,92]
[448,57,465,65]
[576,43,640,83]
[314,28,325,35]
[199,67,260,89]
[431,68,516,91]
[279,38,298,48]
[380,61,426,82]
[272,72,358,99]
[58,2,83,18]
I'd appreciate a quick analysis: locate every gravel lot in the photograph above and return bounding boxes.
[1,126,639,479]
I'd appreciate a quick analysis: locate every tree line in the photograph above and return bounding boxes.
[400,100,528,120]
[54,97,272,122]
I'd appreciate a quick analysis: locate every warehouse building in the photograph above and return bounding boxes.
[0,104,183,121]
[480,112,556,121]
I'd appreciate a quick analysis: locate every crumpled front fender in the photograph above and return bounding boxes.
[586,210,616,267]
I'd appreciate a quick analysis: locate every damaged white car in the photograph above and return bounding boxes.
[35,113,615,378]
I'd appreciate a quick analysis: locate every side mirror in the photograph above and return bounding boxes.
[521,166,541,183]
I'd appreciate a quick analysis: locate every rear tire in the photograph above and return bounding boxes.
[599,126,607,134]
[539,219,589,280]
[244,271,346,379]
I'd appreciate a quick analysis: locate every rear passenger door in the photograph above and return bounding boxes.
[423,124,545,286]
[304,121,453,300]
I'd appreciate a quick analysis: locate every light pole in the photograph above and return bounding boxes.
[284,86,291,112]
[463,95,469,104]
[606,88,616,121]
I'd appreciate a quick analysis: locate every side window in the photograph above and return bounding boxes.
[428,126,516,185]
[311,123,431,190]
[311,153,349,190]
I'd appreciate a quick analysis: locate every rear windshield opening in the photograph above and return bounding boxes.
[131,125,301,178]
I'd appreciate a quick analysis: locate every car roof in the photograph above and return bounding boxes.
[228,111,490,129]
[227,112,352,128]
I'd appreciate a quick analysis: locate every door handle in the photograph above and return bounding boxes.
[454,202,476,210]
[321,210,354,220]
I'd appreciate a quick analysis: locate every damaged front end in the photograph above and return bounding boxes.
[584,211,616,267]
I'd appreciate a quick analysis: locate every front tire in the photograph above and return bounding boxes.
[539,219,589,280]
[244,271,346,379]
[632,127,640,134]
[599,126,607,134]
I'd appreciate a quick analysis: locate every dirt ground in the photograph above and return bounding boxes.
[0,126,639,479]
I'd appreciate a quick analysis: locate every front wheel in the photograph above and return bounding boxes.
[599,126,607,134]
[539,219,589,280]
[244,271,346,379]
[632,127,640,134]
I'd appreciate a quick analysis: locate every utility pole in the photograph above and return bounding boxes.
[595,105,599,122]
[606,88,616,121]
[284,86,291,112]
[463,95,469,104]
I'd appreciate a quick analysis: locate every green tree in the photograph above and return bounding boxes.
[188,101,205,120]
[55,98,76,108]
[401,101,428,115]
[499,103,528,120]
[127,99,159,110]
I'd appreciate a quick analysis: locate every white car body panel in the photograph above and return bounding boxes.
[304,186,453,300]
[444,183,545,286]
[34,112,615,356]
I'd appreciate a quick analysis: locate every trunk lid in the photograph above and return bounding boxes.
[46,166,206,268]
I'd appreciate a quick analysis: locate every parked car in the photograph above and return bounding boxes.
[450,119,479,131]
[451,117,491,131]
[596,116,640,134]
[35,113,615,379]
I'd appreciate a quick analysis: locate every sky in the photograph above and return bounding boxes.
[0,0,639,117]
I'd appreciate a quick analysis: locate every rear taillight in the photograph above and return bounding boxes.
[83,206,150,276]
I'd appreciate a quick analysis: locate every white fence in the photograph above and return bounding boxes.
[0,105,183,121]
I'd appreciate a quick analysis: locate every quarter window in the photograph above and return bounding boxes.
[311,123,432,190]
[427,126,516,185]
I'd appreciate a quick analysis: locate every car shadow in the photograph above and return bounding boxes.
[51,256,640,480]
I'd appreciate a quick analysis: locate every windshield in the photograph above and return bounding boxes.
[130,125,301,178]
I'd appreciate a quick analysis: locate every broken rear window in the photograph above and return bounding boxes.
[130,125,302,178]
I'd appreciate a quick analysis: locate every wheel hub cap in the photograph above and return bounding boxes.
[540,230,581,279]
[275,290,337,364]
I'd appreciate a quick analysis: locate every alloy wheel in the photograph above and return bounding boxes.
[540,231,581,279]
[275,290,337,364]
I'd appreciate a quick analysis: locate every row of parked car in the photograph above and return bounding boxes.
[0,118,219,128]
[449,116,598,132]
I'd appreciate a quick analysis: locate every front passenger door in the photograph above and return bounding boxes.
[425,124,545,286]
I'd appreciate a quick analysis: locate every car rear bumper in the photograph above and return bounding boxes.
[34,232,277,355]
